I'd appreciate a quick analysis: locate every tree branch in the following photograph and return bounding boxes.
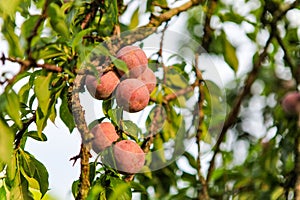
[205,0,298,183]
[206,32,274,182]
[26,0,50,58]
[71,74,94,200]
[295,125,300,200]
[14,113,36,149]
[194,53,209,200]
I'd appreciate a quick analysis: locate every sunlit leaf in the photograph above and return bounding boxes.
[129,7,139,29]
[19,150,49,197]
[223,33,239,72]
[0,118,14,165]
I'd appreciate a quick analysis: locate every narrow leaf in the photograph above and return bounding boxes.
[223,34,239,72]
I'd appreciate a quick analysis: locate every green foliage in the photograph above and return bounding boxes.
[0,0,299,199]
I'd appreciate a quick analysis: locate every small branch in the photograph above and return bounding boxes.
[206,32,274,182]
[26,0,50,58]
[202,0,218,50]
[1,55,62,86]
[14,113,36,149]
[194,53,209,199]
[275,33,295,71]
[81,1,100,30]
[108,0,203,49]
[205,1,297,183]
[294,111,300,199]
[71,75,94,200]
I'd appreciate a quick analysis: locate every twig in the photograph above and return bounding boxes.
[26,0,50,58]
[205,0,298,183]
[295,125,300,200]
[1,55,62,86]
[71,74,94,200]
[14,113,36,149]
[194,53,209,199]
[202,0,217,50]
[206,32,274,182]
[81,1,100,30]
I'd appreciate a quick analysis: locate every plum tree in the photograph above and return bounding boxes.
[91,122,119,153]
[85,71,120,100]
[137,67,157,93]
[113,140,145,174]
[115,79,150,112]
[116,46,148,78]
[282,91,300,115]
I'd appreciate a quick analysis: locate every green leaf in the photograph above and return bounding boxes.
[108,177,132,200]
[71,180,79,198]
[5,88,22,128]
[108,108,123,125]
[92,45,111,57]
[59,88,75,133]
[120,120,141,141]
[34,73,52,115]
[10,171,34,200]
[0,186,6,200]
[0,118,14,165]
[183,152,197,169]
[72,28,94,51]
[223,34,239,72]
[24,131,47,142]
[21,15,41,39]
[0,0,21,17]
[153,135,166,163]
[19,150,49,197]
[1,18,24,57]
[129,7,139,29]
[110,56,128,73]
[48,3,69,38]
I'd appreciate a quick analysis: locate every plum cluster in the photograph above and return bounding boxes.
[85,46,156,173]
[85,45,156,113]
[90,122,145,174]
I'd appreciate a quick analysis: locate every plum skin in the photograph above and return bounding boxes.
[281,91,300,115]
[91,122,119,153]
[115,79,150,112]
[85,71,120,100]
[137,67,157,93]
[116,46,148,78]
[113,140,145,174]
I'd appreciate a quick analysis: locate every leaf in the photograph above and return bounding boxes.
[0,0,21,17]
[34,73,52,115]
[71,180,79,198]
[10,171,34,200]
[19,150,49,197]
[0,186,6,200]
[1,18,24,57]
[59,88,75,133]
[72,28,94,51]
[5,88,22,128]
[47,3,69,38]
[223,33,239,72]
[21,15,41,39]
[129,7,139,29]
[120,120,141,141]
[108,177,132,200]
[110,56,128,73]
[108,108,123,125]
[93,45,111,57]
[0,118,14,165]
[24,131,47,142]
[183,152,197,169]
